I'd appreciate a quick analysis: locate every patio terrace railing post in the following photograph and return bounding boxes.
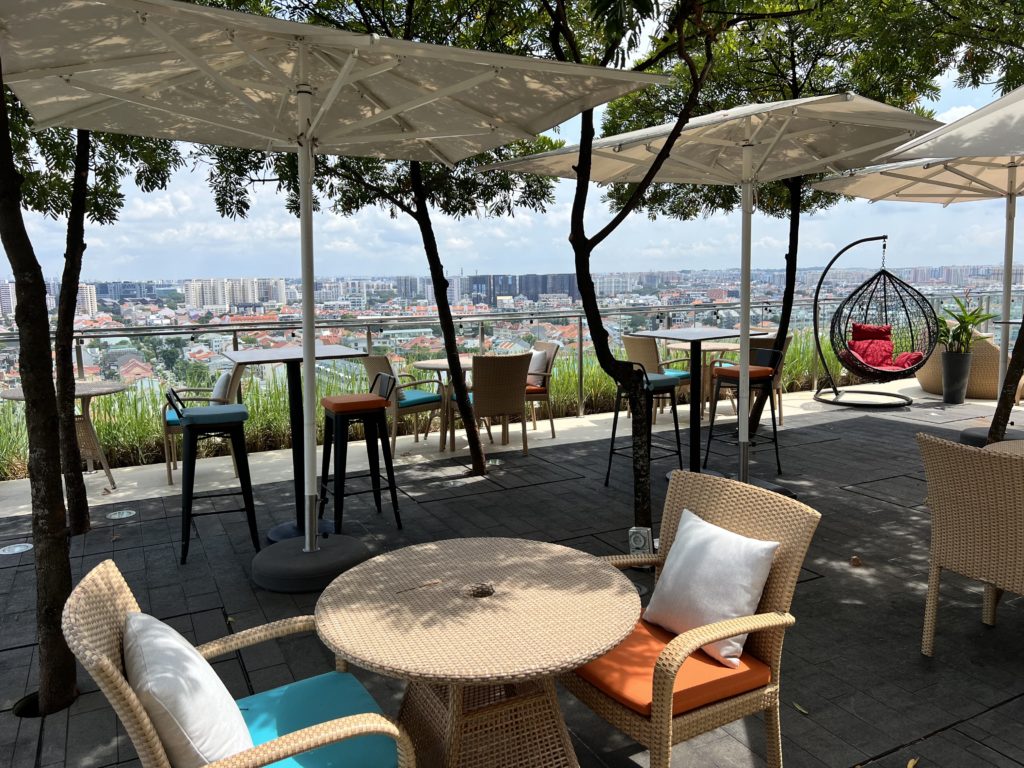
[232,331,239,352]
[365,325,373,354]
[479,322,485,352]
[577,315,584,418]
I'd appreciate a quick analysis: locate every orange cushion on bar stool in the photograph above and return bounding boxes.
[525,385,547,395]
[713,365,774,381]
[321,394,388,414]
[575,620,771,717]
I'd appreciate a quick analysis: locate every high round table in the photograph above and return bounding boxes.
[1,381,126,488]
[316,537,639,768]
[667,340,741,419]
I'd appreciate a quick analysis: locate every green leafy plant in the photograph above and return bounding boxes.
[938,295,997,354]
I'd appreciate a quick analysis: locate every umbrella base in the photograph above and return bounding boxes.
[266,519,335,543]
[251,535,372,593]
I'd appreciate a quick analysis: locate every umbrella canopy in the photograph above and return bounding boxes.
[883,84,1024,162]
[1,0,667,567]
[814,155,1022,384]
[485,93,939,480]
[1,0,666,164]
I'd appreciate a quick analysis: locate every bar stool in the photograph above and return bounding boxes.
[318,374,402,532]
[604,364,683,486]
[166,389,259,565]
[703,347,783,474]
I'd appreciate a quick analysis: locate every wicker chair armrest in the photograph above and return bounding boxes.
[599,553,664,570]
[196,616,316,659]
[205,713,414,768]
[179,396,230,405]
[396,379,441,391]
[653,611,795,684]
[707,357,736,367]
[397,373,416,380]
[660,356,689,366]
[173,387,215,394]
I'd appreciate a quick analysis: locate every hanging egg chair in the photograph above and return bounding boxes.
[814,235,939,407]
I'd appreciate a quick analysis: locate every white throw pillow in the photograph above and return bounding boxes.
[527,349,548,386]
[123,612,252,768]
[643,509,779,668]
[210,371,232,402]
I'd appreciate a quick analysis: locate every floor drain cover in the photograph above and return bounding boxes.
[105,509,137,520]
[0,543,32,556]
[486,458,505,467]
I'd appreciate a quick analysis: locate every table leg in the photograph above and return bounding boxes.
[398,679,579,768]
[689,342,702,473]
[80,396,117,488]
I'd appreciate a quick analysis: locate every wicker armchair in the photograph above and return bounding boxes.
[362,355,443,453]
[62,560,415,768]
[562,471,820,768]
[623,335,690,423]
[915,433,1024,656]
[449,354,532,455]
[525,341,561,438]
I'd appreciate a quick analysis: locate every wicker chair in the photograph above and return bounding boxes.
[525,341,561,438]
[623,335,690,422]
[162,365,245,485]
[362,355,443,453]
[915,331,1003,399]
[915,433,1024,657]
[62,560,415,768]
[449,354,532,455]
[562,471,820,768]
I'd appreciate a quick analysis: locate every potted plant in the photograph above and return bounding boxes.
[938,294,997,404]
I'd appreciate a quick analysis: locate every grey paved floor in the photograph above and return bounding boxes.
[1,398,1023,767]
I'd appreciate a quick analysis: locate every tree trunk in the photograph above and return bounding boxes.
[749,175,802,433]
[987,315,1024,443]
[56,129,90,535]
[408,162,486,475]
[0,65,78,714]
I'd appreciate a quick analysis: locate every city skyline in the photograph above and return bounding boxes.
[14,74,1016,282]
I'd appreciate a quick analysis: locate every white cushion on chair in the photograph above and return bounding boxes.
[526,350,548,386]
[124,612,253,768]
[643,510,779,668]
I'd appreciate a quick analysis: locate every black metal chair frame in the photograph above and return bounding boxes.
[604,363,683,486]
[318,373,402,532]
[702,347,783,475]
[813,235,939,409]
[165,388,259,565]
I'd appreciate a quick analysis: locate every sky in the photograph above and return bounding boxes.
[14,71,1012,282]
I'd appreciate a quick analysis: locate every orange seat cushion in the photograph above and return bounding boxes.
[525,385,547,395]
[713,365,774,381]
[321,394,388,413]
[575,620,771,717]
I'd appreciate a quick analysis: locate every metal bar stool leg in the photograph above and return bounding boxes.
[318,413,334,520]
[180,426,199,565]
[703,379,722,469]
[365,416,384,515]
[605,387,623,486]
[669,389,682,470]
[332,415,349,535]
[228,424,260,552]
[766,380,782,474]
[377,412,402,529]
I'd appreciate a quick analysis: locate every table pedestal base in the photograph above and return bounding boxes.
[399,679,578,768]
[250,535,371,592]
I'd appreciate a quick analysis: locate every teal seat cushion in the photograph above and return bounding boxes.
[398,390,442,409]
[646,373,683,393]
[237,672,397,768]
[664,369,691,380]
[450,392,474,403]
[165,410,181,427]
[181,403,249,427]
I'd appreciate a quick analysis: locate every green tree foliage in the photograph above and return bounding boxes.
[927,0,1024,92]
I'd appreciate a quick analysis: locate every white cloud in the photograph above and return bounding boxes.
[935,105,977,124]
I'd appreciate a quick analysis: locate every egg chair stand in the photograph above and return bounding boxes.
[813,235,939,408]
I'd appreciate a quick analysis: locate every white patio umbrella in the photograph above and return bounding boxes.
[1,0,667,587]
[853,84,1024,385]
[484,93,938,480]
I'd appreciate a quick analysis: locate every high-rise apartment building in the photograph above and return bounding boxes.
[184,279,227,310]
[76,283,98,317]
[0,281,16,319]
[255,278,287,304]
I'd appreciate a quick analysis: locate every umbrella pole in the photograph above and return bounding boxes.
[738,134,753,483]
[1000,170,1017,388]
[297,83,319,554]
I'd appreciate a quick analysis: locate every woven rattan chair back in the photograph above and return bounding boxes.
[916,433,1024,654]
[61,560,171,768]
[622,335,663,375]
[750,334,793,388]
[657,471,821,674]
[471,354,531,419]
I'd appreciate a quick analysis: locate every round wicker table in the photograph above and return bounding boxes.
[316,537,640,768]
[983,439,1024,456]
